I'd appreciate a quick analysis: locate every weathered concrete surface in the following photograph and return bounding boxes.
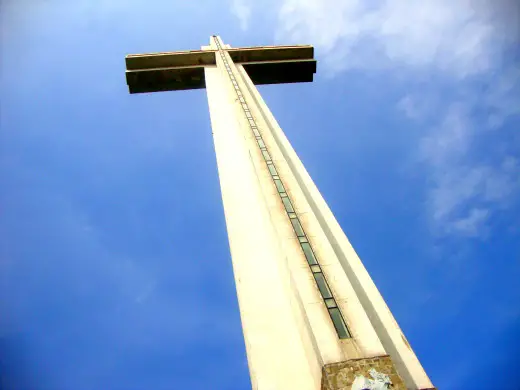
[321,356,407,390]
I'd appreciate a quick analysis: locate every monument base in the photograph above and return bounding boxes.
[321,355,406,390]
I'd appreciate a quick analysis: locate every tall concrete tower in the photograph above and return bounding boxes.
[125,36,435,390]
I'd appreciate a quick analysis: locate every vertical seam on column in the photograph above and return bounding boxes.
[212,36,351,340]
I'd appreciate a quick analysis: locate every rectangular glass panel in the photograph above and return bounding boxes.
[313,272,332,299]
[291,218,305,237]
[274,179,285,193]
[310,264,321,273]
[252,128,260,137]
[288,212,297,219]
[262,150,271,161]
[298,236,308,243]
[282,197,294,213]
[328,308,350,339]
[267,163,277,176]
[258,139,267,149]
[325,298,337,308]
[301,242,317,265]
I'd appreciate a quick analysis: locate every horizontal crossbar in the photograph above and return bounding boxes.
[125,44,316,93]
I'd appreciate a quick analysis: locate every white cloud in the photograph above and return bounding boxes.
[406,68,520,236]
[449,208,489,237]
[276,0,518,76]
[231,0,252,31]
[397,95,430,121]
[426,160,520,237]
[420,103,472,168]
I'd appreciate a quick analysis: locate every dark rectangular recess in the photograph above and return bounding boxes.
[126,66,205,94]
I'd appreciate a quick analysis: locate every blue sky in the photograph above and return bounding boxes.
[1,0,519,389]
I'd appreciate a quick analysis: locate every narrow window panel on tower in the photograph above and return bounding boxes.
[288,212,297,219]
[274,179,285,193]
[298,236,308,243]
[310,264,321,273]
[301,242,317,265]
[313,272,332,299]
[328,308,351,339]
[262,150,271,161]
[291,218,305,237]
[324,298,337,308]
[258,139,267,149]
[267,163,277,176]
[282,197,294,212]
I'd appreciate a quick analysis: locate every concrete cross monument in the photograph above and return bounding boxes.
[125,36,435,390]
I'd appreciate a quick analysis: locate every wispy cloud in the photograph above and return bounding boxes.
[275,0,518,76]
[401,68,520,237]
[231,0,252,31]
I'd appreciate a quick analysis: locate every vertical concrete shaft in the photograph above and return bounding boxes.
[203,36,434,390]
